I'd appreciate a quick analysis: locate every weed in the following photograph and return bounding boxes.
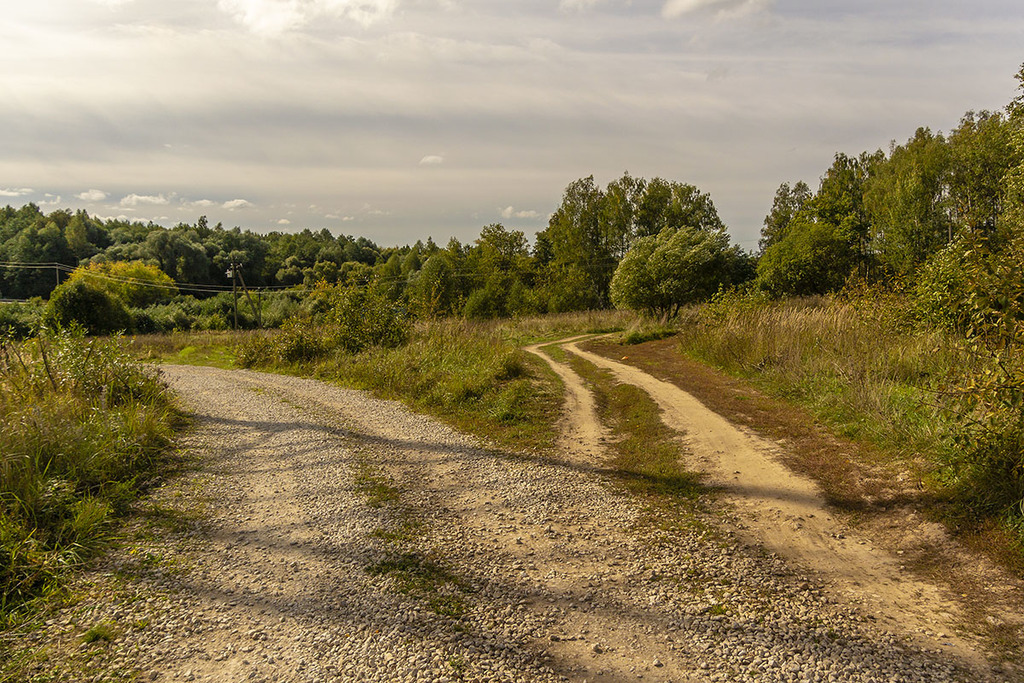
[80,622,117,644]
[365,552,470,618]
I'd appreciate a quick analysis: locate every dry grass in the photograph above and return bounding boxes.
[675,296,967,467]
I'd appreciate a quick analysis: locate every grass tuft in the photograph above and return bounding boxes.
[0,328,177,618]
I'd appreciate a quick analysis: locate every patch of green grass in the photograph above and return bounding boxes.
[365,552,470,618]
[566,353,706,504]
[80,622,117,644]
[369,522,422,544]
[129,331,242,369]
[448,653,468,673]
[306,320,564,454]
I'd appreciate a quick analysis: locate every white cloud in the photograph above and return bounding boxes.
[500,206,541,220]
[322,0,398,28]
[40,195,63,206]
[185,199,218,208]
[217,0,307,35]
[419,155,445,166]
[223,199,253,210]
[121,193,169,207]
[559,0,602,11]
[662,0,770,19]
[217,0,398,35]
[277,218,291,225]
[76,189,108,202]
[0,188,33,197]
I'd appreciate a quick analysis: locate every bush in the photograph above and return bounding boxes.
[236,285,411,368]
[0,301,43,339]
[44,280,131,335]
[319,285,410,353]
[64,261,177,308]
[610,226,735,319]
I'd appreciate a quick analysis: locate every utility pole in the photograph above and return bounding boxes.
[227,263,239,330]
[235,269,262,329]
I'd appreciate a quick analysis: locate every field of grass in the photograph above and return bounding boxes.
[0,330,178,623]
[672,291,1023,558]
[676,295,963,461]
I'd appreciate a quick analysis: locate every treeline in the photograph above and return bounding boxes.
[2,64,1023,334]
[0,208,380,300]
[756,110,1020,297]
[0,173,752,334]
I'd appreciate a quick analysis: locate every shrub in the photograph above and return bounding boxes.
[610,226,735,319]
[65,261,177,308]
[44,280,131,335]
[0,301,43,339]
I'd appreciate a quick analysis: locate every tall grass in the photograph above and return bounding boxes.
[676,293,966,460]
[0,329,175,617]
[672,289,1024,552]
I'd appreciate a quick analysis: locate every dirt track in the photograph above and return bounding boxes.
[24,340,1023,682]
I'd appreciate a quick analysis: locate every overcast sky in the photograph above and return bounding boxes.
[1,0,1022,250]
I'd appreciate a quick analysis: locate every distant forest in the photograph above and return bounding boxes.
[1,65,1022,334]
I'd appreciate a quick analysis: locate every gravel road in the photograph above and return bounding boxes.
[35,362,1013,682]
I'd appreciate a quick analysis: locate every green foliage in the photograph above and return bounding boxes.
[0,301,43,339]
[610,226,736,319]
[934,229,1024,527]
[755,218,856,297]
[912,236,974,331]
[236,285,410,367]
[865,127,954,275]
[320,284,410,353]
[65,261,177,308]
[948,110,1019,232]
[760,181,812,252]
[408,253,459,318]
[44,280,131,335]
[0,329,174,613]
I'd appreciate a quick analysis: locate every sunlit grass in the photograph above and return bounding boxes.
[0,330,177,619]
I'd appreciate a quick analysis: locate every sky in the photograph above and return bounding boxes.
[1,1,1022,251]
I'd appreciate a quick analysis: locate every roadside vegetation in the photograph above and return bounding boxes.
[668,282,1024,559]
[0,329,177,623]
[234,303,630,454]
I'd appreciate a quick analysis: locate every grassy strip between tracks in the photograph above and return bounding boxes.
[559,348,709,516]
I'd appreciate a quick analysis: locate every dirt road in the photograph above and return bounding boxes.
[29,345,1020,682]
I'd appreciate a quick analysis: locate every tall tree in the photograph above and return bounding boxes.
[545,176,608,311]
[948,110,1018,232]
[760,181,812,253]
[864,128,953,276]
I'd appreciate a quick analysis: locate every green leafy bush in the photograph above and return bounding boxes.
[236,285,410,368]
[0,301,43,339]
[43,280,131,335]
